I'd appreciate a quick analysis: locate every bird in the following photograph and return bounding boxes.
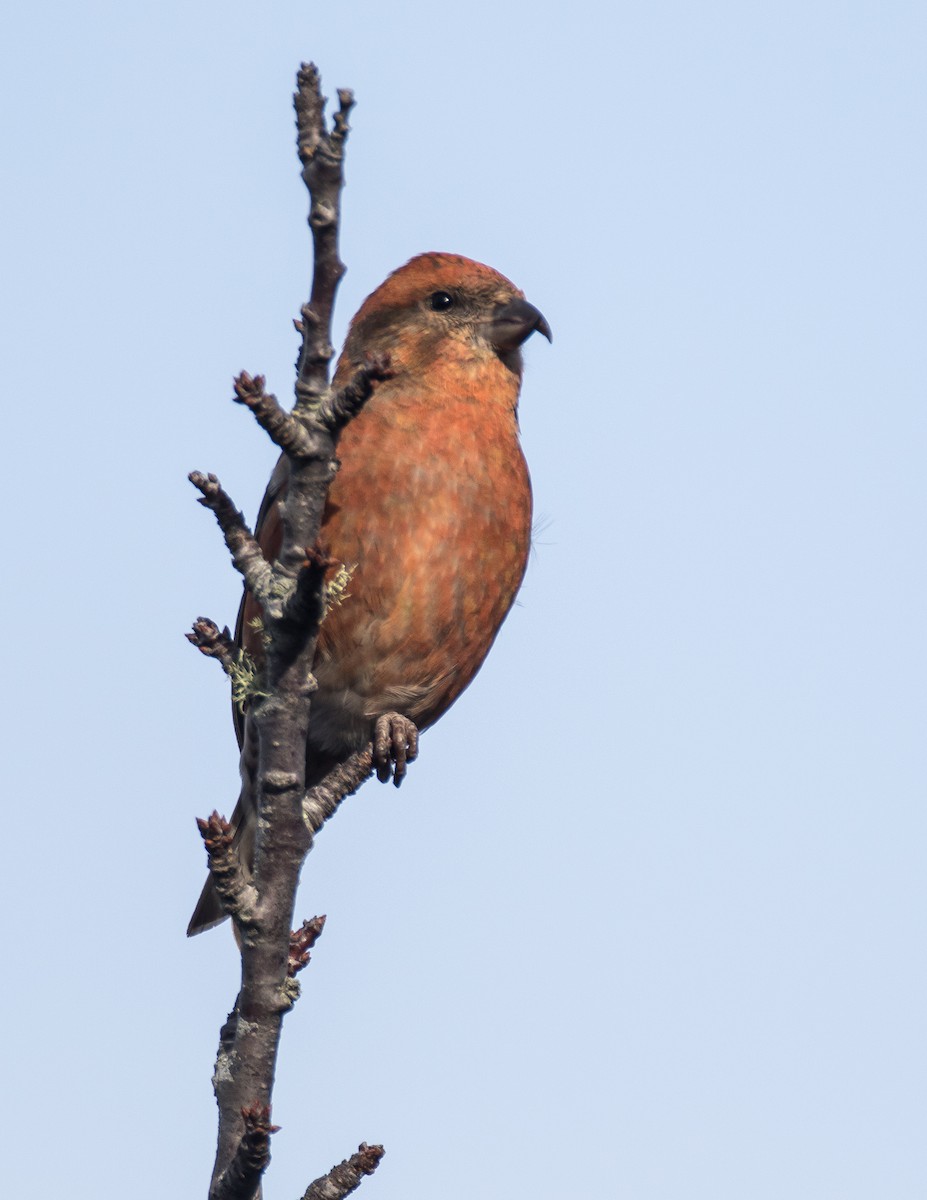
[188,252,550,935]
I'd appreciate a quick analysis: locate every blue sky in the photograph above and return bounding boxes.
[3,3,925,1197]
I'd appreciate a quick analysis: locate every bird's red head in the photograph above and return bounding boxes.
[339,252,551,381]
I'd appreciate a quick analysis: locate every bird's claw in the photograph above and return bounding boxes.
[373,713,419,787]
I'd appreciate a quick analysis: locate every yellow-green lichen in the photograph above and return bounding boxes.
[227,649,269,713]
[324,562,356,615]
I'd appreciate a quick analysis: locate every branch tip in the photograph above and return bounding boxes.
[301,1143,385,1200]
[196,811,233,852]
[293,63,352,398]
[189,468,217,495]
[187,617,235,667]
[288,915,327,976]
[232,371,267,406]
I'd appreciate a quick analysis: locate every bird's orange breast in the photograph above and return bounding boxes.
[238,355,533,757]
[307,372,531,752]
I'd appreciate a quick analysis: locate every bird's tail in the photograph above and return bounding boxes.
[187,878,227,937]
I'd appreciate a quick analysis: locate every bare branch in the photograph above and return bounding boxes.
[303,749,374,833]
[187,617,236,669]
[195,64,393,1200]
[233,371,315,458]
[293,63,354,406]
[188,616,266,717]
[196,811,257,925]
[317,353,394,432]
[300,1144,385,1200]
[188,471,273,603]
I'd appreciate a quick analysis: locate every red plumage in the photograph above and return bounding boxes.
[188,253,548,935]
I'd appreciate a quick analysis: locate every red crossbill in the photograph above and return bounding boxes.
[188,252,549,935]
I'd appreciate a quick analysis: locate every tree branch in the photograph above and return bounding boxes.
[233,372,315,458]
[187,617,236,670]
[303,749,374,832]
[188,471,274,606]
[317,353,393,433]
[293,63,354,407]
[196,811,257,927]
[192,64,387,1200]
[299,1144,385,1200]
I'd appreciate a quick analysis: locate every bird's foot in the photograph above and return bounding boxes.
[373,713,419,787]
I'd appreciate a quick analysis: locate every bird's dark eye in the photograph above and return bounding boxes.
[429,291,455,311]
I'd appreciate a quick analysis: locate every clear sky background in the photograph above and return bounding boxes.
[3,3,925,1197]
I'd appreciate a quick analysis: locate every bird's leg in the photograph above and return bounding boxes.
[373,712,419,786]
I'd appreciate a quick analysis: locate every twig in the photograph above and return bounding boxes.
[317,353,393,432]
[300,1144,385,1200]
[303,749,374,832]
[196,811,257,926]
[233,372,315,458]
[293,62,354,406]
[189,471,274,605]
[187,618,236,670]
